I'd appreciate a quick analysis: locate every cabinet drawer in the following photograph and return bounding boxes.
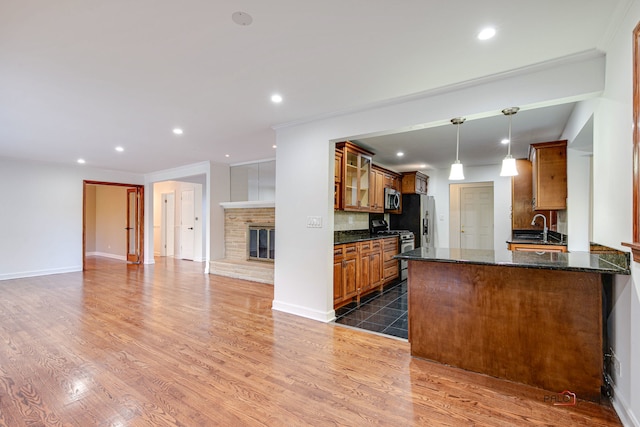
[344,243,358,255]
[383,250,397,262]
[384,264,399,279]
[382,237,398,250]
[359,241,372,253]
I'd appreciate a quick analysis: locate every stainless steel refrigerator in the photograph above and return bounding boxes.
[389,194,436,248]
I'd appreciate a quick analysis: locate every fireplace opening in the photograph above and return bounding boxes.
[248,225,275,262]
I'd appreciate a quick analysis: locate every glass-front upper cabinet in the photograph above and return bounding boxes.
[336,141,373,212]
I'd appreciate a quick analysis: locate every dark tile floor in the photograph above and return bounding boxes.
[334,280,408,339]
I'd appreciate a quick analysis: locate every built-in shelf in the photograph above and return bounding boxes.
[219,201,275,209]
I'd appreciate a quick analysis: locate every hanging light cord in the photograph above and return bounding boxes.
[456,122,461,161]
[507,113,512,156]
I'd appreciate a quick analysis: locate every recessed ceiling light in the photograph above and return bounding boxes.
[478,27,496,40]
[397,152,404,157]
[419,164,427,168]
[271,94,283,103]
[77,158,86,164]
[272,145,277,149]
[232,11,253,26]
[225,154,230,158]
[115,146,124,152]
[173,128,183,135]
[501,138,510,145]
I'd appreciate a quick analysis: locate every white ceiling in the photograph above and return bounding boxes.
[0,1,627,174]
[354,102,577,172]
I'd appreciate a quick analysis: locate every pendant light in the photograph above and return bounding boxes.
[500,107,520,176]
[449,117,466,180]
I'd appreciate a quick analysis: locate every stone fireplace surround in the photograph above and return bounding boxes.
[209,202,275,284]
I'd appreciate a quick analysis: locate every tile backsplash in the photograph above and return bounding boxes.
[334,211,369,231]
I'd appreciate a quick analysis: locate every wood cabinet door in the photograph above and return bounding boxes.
[333,257,344,302]
[343,148,359,210]
[402,171,428,195]
[393,176,402,191]
[343,256,358,298]
[419,175,428,194]
[530,140,567,210]
[334,150,343,210]
[358,154,372,210]
[370,168,384,213]
[369,250,383,288]
[342,146,372,212]
[358,253,370,294]
[343,243,359,298]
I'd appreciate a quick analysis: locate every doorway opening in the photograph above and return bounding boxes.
[83,180,144,270]
[449,182,494,249]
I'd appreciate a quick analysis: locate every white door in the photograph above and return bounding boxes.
[460,186,494,250]
[162,193,175,257]
[180,189,195,260]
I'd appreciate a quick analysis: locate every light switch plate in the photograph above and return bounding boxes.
[307,216,322,228]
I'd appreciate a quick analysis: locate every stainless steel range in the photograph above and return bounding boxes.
[371,219,415,281]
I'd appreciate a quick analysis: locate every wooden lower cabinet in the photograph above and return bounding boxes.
[382,237,399,282]
[507,243,567,253]
[333,243,358,304]
[359,239,383,295]
[334,237,398,309]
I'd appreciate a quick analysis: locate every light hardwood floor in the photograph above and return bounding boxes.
[0,257,622,426]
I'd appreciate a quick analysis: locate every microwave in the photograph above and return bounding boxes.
[384,188,400,210]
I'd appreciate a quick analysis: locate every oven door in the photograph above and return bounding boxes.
[384,189,400,210]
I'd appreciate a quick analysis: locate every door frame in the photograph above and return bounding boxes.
[83,180,145,270]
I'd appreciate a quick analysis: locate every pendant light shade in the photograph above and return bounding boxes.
[500,107,520,177]
[449,117,466,180]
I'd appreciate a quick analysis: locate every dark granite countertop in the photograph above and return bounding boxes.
[334,230,399,245]
[395,246,630,275]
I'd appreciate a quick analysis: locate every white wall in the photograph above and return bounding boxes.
[273,52,606,323]
[429,165,511,250]
[0,157,143,280]
[567,147,592,252]
[592,1,640,425]
[210,163,230,261]
[94,185,127,259]
[230,160,276,202]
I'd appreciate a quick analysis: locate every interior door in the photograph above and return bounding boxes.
[460,186,494,250]
[126,187,142,263]
[180,189,195,260]
[162,193,175,257]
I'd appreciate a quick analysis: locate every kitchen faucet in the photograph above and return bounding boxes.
[531,214,548,243]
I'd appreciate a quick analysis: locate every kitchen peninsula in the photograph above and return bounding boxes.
[396,246,630,402]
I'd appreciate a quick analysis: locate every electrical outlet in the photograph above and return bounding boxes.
[306,216,322,228]
[348,215,354,224]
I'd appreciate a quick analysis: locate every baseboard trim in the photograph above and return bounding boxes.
[86,252,127,261]
[610,382,639,427]
[271,300,335,323]
[0,266,82,281]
